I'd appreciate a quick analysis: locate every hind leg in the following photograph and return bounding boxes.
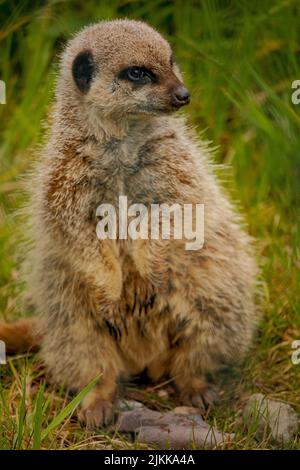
[147,351,170,382]
[168,290,255,409]
[78,372,118,428]
[42,315,124,428]
[169,345,219,409]
[37,256,126,428]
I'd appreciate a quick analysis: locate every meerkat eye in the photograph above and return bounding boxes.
[128,68,144,81]
[118,66,156,84]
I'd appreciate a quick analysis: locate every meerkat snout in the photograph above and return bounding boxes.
[171,85,190,108]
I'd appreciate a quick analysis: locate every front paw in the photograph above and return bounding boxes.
[132,278,156,315]
[78,398,114,429]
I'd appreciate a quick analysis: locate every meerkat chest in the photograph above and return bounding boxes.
[91,136,161,206]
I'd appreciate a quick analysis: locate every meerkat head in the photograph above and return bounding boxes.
[59,20,190,122]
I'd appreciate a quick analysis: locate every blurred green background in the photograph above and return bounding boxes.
[0,0,299,449]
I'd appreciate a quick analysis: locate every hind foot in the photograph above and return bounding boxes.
[179,378,219,410]
[78,397,114,429]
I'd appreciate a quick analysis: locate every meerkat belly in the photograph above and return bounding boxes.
[117,312,170,376]
[92,156,175,374]
[112,252,171,375]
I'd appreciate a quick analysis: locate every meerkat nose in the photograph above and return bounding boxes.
[172,86,190,107]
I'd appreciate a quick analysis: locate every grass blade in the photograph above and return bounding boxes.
[41,376,99,442]
[32,381,46,450]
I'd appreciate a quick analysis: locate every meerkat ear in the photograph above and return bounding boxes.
[72,50,95,93]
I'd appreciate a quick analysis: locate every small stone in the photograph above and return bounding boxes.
[115,405,234,449]
[243,393,299,443]
[157,389,169,398]
[116,399,144,412]
[136,424,233,449]
[173,406,201,415]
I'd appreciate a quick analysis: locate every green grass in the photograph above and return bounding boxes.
[0,0,299,450]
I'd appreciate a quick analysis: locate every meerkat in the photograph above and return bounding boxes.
[0,19,258,428]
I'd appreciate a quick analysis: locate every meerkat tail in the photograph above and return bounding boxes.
[0,317,41,353]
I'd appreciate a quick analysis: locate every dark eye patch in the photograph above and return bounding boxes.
[72,50,95,93]
[118,66,156,85]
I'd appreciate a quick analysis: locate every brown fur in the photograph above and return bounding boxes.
[0,20,258,428]
[0,317,40,353]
